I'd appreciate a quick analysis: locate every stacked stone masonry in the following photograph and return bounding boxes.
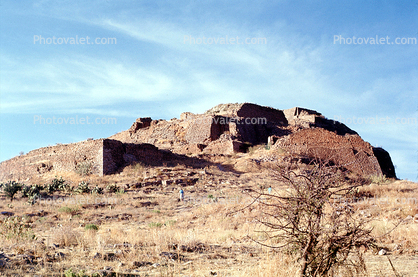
[0,139,164,181]
[0,103,397,181]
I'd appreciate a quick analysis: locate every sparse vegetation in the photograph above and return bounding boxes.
[1,181,22,202]
[76,161,93,176]
[165,219,177,226]
[64,268,99,277]
[0,216,35,242]
[148,222,163,228]
[369,173,390,185]
[247,143,269,155]
[0,150,415,276]
[247,144,256,155]
[244,161,376,276]
[21,184,43,205]
[53,225,80,246]
[58,206,79,215]
[90,186,103,194]
[133,161,145,172]
[64,268,81,277]
[84,224,98,231]
[46,176,68,193]
[74,181,90,194]
[105,183,119,193]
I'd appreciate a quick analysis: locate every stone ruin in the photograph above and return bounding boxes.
[0,103,397,181]
[120,103,289,154]
[273,128,382,176]
[0,139,165,181]
[114,103,396,178]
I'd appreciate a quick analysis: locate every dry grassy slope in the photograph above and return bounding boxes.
[109,130,131,143]
[0,148,417,276]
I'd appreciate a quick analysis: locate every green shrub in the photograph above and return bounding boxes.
[46,176,68,193]
[20,185,31,198]
[45,183,56,193]
[64,268,77,277]
[21,184,43,198]
[59,183,71,192]
[247,146,256,155]
[52,176,65,185]
[105,183,119,193]
[58,206,78,215]
[207,194,218,202]
[64,268,90,277]
[91,186,103,194]
[33,184,44,191]
[74,181,90,194]
[84,224,99,231]
[1,181,22,202]
[21,184,43,205]
[148,222,163,228]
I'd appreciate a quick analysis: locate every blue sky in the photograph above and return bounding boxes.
[0,0,417,181]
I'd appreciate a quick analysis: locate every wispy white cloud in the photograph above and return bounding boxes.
[1,0,417,180]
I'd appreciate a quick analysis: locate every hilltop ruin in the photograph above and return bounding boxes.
[0,103,396,181]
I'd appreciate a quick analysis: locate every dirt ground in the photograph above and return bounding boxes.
[1,151,417,276]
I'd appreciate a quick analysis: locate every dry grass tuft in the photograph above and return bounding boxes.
[51,224,82,247]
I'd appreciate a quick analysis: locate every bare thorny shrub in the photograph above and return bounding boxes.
[238,160,377,277]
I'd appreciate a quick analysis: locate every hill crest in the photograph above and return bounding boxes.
[0,103,396,181]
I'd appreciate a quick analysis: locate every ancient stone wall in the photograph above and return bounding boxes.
[1,103,396,181]
[283,107,321,123]
[236,103,288,125]
[184,103,288,147]
[274,128,384,176]
[129,117,152,134]
[184,116,214,144]
[0,139,104,181]
[0,139,166,182]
